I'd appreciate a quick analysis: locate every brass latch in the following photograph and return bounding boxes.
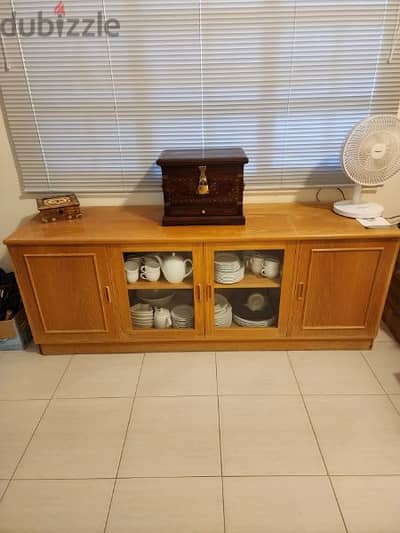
[196,165,209,195]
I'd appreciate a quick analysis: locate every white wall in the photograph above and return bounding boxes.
[1,106,399,272]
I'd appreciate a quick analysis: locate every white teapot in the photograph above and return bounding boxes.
[154,253,193,283]
[154,307,172,329]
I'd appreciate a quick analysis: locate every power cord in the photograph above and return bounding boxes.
[315,189,399,225]
[315,187,346,202]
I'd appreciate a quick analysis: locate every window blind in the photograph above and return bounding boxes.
[1,0,400,192]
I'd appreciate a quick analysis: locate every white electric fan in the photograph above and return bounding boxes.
[333,114,400,218]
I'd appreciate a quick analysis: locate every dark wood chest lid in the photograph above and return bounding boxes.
[156,147,248,167]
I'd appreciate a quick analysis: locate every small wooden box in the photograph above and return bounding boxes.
[36,194,82,223]
[156,148,248,226]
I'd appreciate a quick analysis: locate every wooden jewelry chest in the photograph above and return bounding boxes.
[157,148,248,226]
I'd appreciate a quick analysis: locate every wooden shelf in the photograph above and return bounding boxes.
[216,322,277,330]
[214,272,281,289]
[131,326,195,331]
[127,279,193,290]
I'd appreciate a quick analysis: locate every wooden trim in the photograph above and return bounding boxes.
[39,338,374,355]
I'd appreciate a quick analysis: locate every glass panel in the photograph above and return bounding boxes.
[215,288,279,329]
[122,251,195,331]
[213,250,283,329]
[128,289,194,330]
[123,252,193,285]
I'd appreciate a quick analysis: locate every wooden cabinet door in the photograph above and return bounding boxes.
[10,245,117,344]
[290,239,399,338]
[109,243,205,341]
[204,241,297,339]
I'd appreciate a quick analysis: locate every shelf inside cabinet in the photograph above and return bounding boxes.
[216,323,277,330]
[127,279,193,290]
[214,272,281,289]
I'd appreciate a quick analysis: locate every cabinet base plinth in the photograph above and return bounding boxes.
[39,338,374,355]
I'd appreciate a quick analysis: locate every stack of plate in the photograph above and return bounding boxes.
[131,303,154,329]
[171,305,194,329]
[233,314,276,328]
[215,253,245,284]
[232,292,276,328]
[215,293,232,327]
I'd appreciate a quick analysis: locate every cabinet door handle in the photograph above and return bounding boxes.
[297,282,305,300]
[195,284,202,302]
[206,284,212,301]
[104,286,112,303]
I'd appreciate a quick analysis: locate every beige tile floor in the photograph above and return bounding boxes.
[0,326,399,532]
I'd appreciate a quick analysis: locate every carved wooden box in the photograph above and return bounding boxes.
[36,194,82,223]
[156,148,248,226]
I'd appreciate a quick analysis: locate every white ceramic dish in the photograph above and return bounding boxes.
[137,290,175,307]
[215,264,245,284]
[233,313,276,328]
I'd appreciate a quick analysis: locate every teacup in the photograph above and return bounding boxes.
[247,254,265,275]
[143,256,159,269]
[140,264,161,282]
[125,260,140,283]
[261,256,280,279]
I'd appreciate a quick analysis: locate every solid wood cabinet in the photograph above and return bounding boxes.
[4,204,399,354]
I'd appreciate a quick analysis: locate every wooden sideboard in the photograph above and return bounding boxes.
[4,203,400,355]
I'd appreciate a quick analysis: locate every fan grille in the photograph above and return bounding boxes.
[342,115,400,186]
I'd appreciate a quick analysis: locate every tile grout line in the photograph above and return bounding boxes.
[286,351,350,533]
[7,472,400,481]
[1,391,396,402]
[0,354,74,505]
[360,350,400,417]
[390,400,400,416]
[214,351,227,533]
[102,352,145,533]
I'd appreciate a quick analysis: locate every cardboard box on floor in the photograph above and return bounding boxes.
[0,308,32,350]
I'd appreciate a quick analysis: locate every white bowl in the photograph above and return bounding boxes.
[137,290,175,307]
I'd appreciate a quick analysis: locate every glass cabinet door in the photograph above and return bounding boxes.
[206,244,295,338]
[112,245,203,338]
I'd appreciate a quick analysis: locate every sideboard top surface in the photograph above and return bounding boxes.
[5,203,400,245]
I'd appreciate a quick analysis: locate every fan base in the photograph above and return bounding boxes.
[333,200,384,219]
